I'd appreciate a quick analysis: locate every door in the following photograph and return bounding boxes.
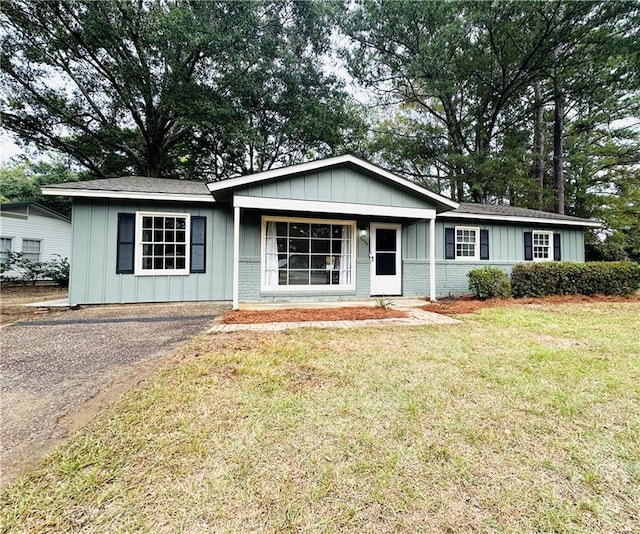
[370,223,402,295]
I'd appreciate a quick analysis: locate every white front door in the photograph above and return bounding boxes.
[370,223,402,296]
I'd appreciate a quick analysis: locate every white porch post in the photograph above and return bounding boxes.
[429,217,436,302]
[233,205,240,310]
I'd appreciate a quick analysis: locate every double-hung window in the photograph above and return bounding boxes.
[116,211,206,275]
[532,230,553,261]
[455,227,479,260]
[445,227,489,260]
[22,239,41,262]
[262,217,355,290]
[135,212,190,275]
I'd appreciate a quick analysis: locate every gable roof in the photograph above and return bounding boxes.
[42,177,213,203]
[207,154,460,212]
[39,161,601,228]
[442,202,601,227]
[0,202,71,223]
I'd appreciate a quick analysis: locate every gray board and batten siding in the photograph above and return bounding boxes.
[432,219,585,296]
[232,165,434,209]
[68,202,587,305]
[69,199,233,305]
[53,157,594,306]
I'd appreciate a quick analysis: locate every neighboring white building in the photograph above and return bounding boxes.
[0,202,71,277]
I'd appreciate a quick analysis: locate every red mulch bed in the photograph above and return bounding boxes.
[219,294,639,324]
[422,293,640,316]
[221,306,408,324]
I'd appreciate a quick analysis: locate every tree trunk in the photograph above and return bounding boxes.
[533,81,545,209]
[553,74,565,215]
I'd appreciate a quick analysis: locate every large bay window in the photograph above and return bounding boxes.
[262,217,355,290]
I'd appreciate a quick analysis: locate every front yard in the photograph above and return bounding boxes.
[2,301,639,532]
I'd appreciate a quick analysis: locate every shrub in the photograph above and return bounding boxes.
[0,251,44,286]
[42,255,70,287]
[467,267,511,299]
[511,261,640,298]
[1,252,70,287]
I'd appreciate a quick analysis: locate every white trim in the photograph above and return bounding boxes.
[235,195,436,220]
[260,215,357,293]
[439,210,601,228]
[454,226,480,261]
[41,187,215,203]
[210,154,458,210]
[233,206,240,309]
[532,230,554,262]
[429,218,436,302]
[134,211,190,276]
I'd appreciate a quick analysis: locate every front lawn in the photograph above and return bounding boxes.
[2,301,639,532]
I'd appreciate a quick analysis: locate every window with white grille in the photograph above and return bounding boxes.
[532,231,553,261]
[455,227,479,260]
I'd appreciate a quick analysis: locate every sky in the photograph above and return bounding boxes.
[0,133,23,164]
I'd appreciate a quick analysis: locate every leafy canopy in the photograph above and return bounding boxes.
[1,0,356,180]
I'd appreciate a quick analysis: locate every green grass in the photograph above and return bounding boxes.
[2,302,639,532]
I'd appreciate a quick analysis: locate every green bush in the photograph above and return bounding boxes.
[467,267,511,299]
[511,261,640,298]
[42,254,70,287]
[1,252,70,287]
[0,251,44,286]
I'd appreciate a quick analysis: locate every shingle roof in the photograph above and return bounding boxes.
[44,177,211,196]
[440,202,600,227]
[454,202,596,223]
[42,175,601,227]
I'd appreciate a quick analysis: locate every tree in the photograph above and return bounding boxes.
[0,159,83,217]
[344,0,638,211]
[1,0,356,180]
[0,162,39,203]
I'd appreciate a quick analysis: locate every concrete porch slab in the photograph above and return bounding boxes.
[23,298,71,308]
[239,297,429,311]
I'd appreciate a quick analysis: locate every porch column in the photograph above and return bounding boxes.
[429,217,436,302]
[232,205,240,310]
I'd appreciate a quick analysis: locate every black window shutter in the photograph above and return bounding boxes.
[445,228,455,259]
[524,231,533,261]
[116,213,135,274]
[480,229,489,260]
[553,233,561,261]
[190,216,206,273]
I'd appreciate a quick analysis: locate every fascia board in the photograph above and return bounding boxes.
[234,195,436,219]
[439,210,602,228]
[209,155,459,210]
[42,187,215,203]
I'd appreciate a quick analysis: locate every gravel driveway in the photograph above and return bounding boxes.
[0,302,229,488]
